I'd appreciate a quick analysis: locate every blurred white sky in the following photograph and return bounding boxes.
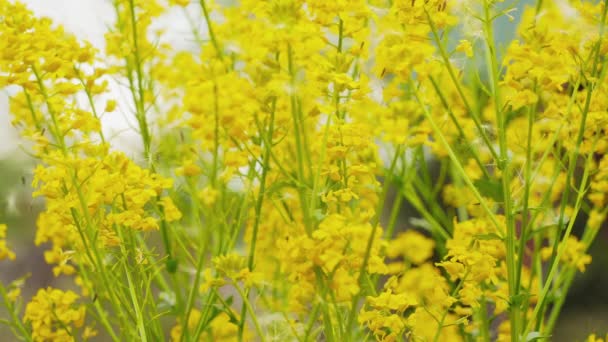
[0,0,202,159]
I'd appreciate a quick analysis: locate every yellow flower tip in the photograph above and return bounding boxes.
[198,186,219,206]
[104,99,117,112]
[175,159,202,177]
[213,253,247,278]
[160,197,183,222]
[7,288,21,302]
[0,224,16,261]
[456,39,474,57]
[170,0,190,6]
[387,230,435,265]
[586,334,608,342]
[82,326,98,340]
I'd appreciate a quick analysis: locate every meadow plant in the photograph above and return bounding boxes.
[1,0,608,341]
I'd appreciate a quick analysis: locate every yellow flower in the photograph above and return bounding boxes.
[169,0,190,6]
[7,287,21,302]
[104,99,117,112]
[541,236,592,272]
[387,230,435,265]
[24,288,87,342]
[160,196,182,222]
[0,224,15,261]
[456,39,473,57]
[587,334,607,342]
[199,269,226,293]
[213,253,247,278]
[198,186,219,206]
[175,159,202,177]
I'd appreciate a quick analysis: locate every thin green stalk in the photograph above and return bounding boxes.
[524,153,594,336]
[314,268,337,342]
[545,210,608,334]
[308,113,332,222]
[180,177,209,342]
[118,0,177,280]
[535,0,543,15]
[287,43,312,235]
[478,2,521,337]
[527,3,608,330]
[0,283,33,342]
[344,145,402,338]
[200,0,223,61]
[401,186,451,243]
[117,229,148,342]
[410,80,503,235]
[432,273,468,342]
[74,66,106,144]
[516,91,538,297]
[478,298,490,342]
[384,192,403,240]
[425,10,500,164]
[543,267,575,334]
[31,66,126,337]
[238,100,276,341]
[126,0,152,160]
[192,290,217,339]
[234,283,265,342]
[428,76,490,180]
[247,100,276,270]
[211,82,220,185]
[304,303,322,341]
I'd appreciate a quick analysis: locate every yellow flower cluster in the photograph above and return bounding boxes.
[1,0,607,341]
[0,224,15,261]
[588,333,608,342]
[23,287,93,341]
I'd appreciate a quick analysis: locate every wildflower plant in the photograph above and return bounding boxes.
[0,0,607,341]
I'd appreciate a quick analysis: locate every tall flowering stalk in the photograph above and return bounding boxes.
[1,0,607,341]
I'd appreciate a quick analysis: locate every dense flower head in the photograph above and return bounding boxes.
[23,287,89,342]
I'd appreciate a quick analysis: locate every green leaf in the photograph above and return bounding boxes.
[526,331,551,341]
[509,291,531,309]
[443,315,470,327]
[166,258,178,274]
[525,224,558,239]
[474,178,504,202]
[204,306,222,327]
[474,233,503,241]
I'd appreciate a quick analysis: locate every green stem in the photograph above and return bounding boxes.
[425,10,499,164]
[180,178,208,342]
[480,2,520,339]
[432,273,467,342]
[410,79,503,235]
[0,283,33,342]
[234,283,265,342]
[428,76,490,180]
[117,228,148,342]
[200,0,223,61]
[127,0,152,160]
[516,89,538,300]
[287,43,312,235]
[239,100,276,341]
[31,66,126,338]
[344,145,402,338]
[525,2,608,332]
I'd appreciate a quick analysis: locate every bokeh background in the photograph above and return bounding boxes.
[1,1,607,340]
